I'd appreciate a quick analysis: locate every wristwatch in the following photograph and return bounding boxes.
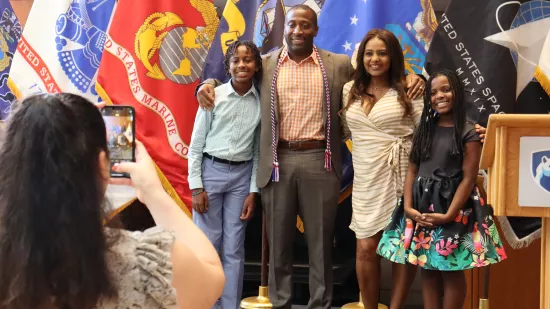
[192,188,204,196]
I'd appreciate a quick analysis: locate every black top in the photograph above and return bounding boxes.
[417,122,480,178]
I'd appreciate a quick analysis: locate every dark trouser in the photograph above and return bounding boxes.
[261,148,340,309]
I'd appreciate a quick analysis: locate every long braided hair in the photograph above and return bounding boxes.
[223,40,263,88]
[341,29,412,117]
[410,69,466,165]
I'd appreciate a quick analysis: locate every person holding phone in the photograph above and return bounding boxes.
[188,40,262,309]
[0,93,225,309]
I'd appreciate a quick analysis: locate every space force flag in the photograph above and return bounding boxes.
[425,0,550,248]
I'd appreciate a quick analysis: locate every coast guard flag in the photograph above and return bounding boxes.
[203,0,324,83]
[0,0,21,121]
[8,0,116,103]
[316,0,437,75]
[97,0,221,216]
[425,0,550,249]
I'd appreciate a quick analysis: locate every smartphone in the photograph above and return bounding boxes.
[101,106,135,178]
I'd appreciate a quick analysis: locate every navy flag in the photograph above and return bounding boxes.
[425,0,550,249]
[0,0,21,121]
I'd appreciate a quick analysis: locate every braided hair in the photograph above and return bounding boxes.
[223,40,263,87]
[410,69,466,165]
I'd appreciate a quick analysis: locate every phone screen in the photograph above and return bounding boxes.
[102,106,135,177]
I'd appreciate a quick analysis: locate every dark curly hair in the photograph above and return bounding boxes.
[410,69,466,165]
[223,40,262,86]
[0,93,117,309]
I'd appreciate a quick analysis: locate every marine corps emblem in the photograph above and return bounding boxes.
[134,0,219,84]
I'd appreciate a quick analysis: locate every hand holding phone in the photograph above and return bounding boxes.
[110,140,166,203]
[101,106,135,177]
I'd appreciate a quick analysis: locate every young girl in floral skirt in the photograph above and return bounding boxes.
[377,69,507,309]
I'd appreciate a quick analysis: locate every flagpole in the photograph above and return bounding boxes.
[478,265,490,309]
[240,208,272,309]
[478,174,490,309]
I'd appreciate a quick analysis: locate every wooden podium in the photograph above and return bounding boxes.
[480,114,550,309]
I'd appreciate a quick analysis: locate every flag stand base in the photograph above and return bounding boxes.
[479,298,489,309]
[240,286,272,308]
[341,294,388,309]
[241,211,272,309]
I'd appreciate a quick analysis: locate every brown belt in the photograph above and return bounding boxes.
[278,140,326,151]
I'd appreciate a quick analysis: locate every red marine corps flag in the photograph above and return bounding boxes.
[97,0,220,216]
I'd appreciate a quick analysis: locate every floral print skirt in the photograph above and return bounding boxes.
[376,171,507,271]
